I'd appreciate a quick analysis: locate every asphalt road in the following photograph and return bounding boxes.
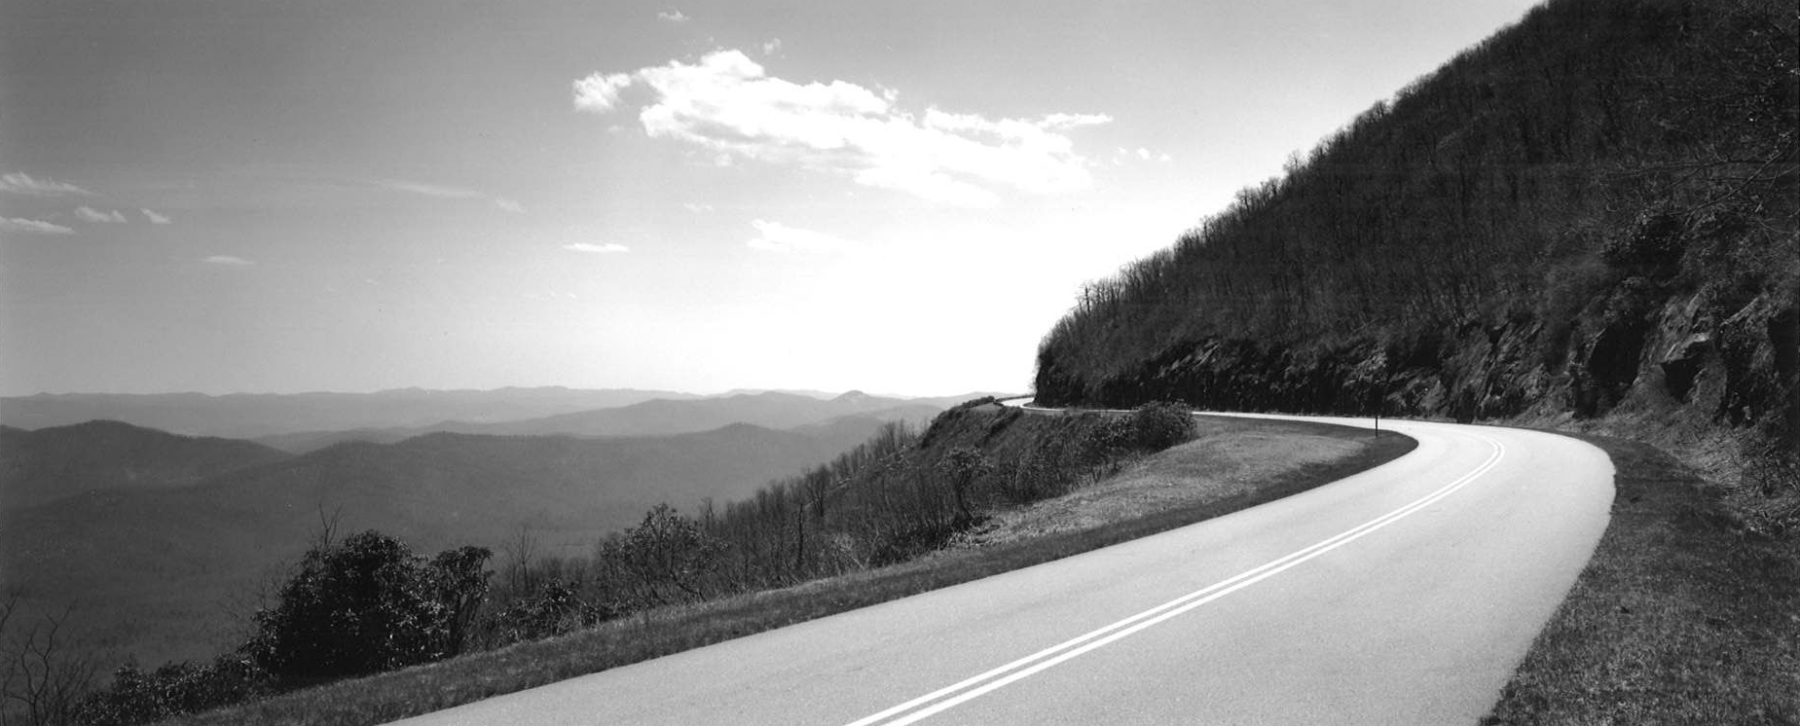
[393,411,1613,725]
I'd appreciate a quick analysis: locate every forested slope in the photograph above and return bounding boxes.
[1035,0,1796,523]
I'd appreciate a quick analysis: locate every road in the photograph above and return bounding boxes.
[393,408,1613,725]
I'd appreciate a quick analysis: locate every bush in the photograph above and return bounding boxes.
[245,531,491,685]
[1129,402,1196,451]
[76,655,267,726]
[479,578,607,645]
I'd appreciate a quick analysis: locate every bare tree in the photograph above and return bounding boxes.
[1,598,96,726]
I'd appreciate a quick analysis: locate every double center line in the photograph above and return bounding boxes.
[843,428,1506,726]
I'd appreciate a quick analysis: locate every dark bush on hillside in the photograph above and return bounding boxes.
[245,531,492,684]
[480,578,608,645]
[1130,402,1197,451]
[75,655,267,726]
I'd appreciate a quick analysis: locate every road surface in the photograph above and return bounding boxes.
[394,409,1613,725]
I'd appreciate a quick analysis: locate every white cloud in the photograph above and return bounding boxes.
[377,179,482,199]
[573,72,634,113]
[1113,146,1175,165]
[563,242,630,254]
[746,219,847,254]
[378,178,526,213]
[202,255,254,266]
[682,202,714,213]
[657,9,688,22]
[141,208,173,224]
[573,50,1111,207]
[75,206,128,223]
[761,38,783,55]
[0,216,75,235]
[0,172,94,197]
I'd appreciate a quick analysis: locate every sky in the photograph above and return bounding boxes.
[0,0,1540,397]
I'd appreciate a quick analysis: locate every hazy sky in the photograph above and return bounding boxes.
[0,0,1538,397]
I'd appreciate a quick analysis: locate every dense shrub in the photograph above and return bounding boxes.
[479,578,607,645]
[75,655,267,726]
[245,531,491,685]
[1129,402,1197,451]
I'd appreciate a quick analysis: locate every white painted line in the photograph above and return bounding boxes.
[844,429,1504,726]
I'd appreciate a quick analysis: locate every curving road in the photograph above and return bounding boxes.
[393,407,1613,726]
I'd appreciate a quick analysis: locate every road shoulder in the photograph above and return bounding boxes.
[1482,434,1800,724]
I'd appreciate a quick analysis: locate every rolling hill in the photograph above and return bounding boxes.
[0,421,292,509]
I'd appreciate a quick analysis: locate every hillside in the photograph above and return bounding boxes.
[0,417,885,667]
[0,421,292,509]
[1034,0,1796,520]
[0,387,700,438]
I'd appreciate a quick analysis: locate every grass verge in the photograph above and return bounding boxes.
[170,419,1413,726]
[1482,433,1800,725]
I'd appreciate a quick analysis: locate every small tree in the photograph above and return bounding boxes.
[937,447,993,524]
[1,600,96,726]
[595,504,723,609]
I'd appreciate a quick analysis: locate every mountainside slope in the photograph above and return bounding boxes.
[0,420,292,509]
[1034,0,1796,518]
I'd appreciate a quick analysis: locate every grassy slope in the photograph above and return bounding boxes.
[1484,434,1799,725]
[170,418,1414,726]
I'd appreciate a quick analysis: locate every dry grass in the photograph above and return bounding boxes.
[166,417,1412,726]
[955,419,1364,546]
[1482,434,1800,725]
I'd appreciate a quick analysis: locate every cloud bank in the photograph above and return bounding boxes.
[564,242,630,254]
[0,172,94,197]
[573,50,1111,206]
[0,216,76,235]
[76,206,129,223]
[746,219,846,253]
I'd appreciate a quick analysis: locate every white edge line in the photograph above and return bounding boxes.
[843,430,1504,726]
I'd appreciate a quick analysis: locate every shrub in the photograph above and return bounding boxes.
[75,655,267,726]
[245,531,491,685]
[480,578,607,645]
[1129,402,1197,452]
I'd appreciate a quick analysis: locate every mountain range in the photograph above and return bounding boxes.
[0,388,998,667]
[0,387,703,438]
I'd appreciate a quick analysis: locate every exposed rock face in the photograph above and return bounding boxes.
[1037,280,1798,443]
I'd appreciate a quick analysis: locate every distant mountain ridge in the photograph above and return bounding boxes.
[0,387,701,437]
[0,387,1006,441]
[428,391,953,438]
[0,420,292,509]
